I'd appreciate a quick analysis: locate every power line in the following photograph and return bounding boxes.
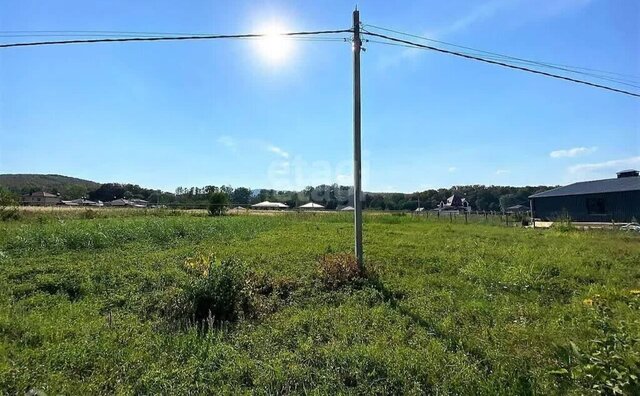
[362,25,640,88]
[0,32,350,43]
[2,23,637,97]
[0,29,353,49]
[362,23,640,83]
[362,31,640,98]
[0,30,227,36]
[364,38,640,90]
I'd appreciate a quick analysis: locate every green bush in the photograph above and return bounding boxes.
[183,257,248,325]
[208,192,229,216]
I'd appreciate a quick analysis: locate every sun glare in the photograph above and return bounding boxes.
[255,23,293,64]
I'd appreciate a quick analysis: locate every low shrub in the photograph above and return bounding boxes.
[317,253,363,289]
[178,255,248,326]
[0,207,21,221]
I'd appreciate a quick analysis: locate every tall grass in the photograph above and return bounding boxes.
[0,212,638,394]
[2,216,277,255]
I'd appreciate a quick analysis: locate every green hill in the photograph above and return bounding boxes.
[0,174,100,195]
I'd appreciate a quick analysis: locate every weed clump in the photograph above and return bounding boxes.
[317,253,364,290]
[182,254,247,324]
[553,295,640,394]
[163,254,300,328]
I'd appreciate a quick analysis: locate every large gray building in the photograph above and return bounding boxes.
[21,191,61,206]
[529,170,640,222]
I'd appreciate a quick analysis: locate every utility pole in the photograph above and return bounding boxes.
[353,8,363,269]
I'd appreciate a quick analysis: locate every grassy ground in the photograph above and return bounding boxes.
[1,211,638,394]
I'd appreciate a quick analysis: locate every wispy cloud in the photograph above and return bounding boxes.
[433,0,511,39]
[377,0,594,69]
[569,156,640,175]
[217,135,236,151]
[266,144,289,159]
[448,167,457,172]
[496,169,510,175]
[550,146,597,158]
[432,0,594,39]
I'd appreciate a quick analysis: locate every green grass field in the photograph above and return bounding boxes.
[1,211,639,394]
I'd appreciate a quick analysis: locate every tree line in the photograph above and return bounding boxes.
[5,181,554,212]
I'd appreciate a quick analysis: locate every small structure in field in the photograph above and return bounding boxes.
[21,191,60,206]
[299,202,324,210]
[251,201,289,209]
[340,206,355,211]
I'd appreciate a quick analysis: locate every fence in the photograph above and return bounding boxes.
[17,204,533,226]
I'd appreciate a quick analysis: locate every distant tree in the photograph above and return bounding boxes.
[257,189,269,202]
[203,185,217,195]
[402,200,418,211]
[325,199,338,210]
[221,185,234,195]
[369,195,385,210]
[89,183,126,201]
[302,186,314,199]
[231,187,252,204]
[208,191,229,216]
[147,192,161,204]
[499,194,518,212]
[63,185,87,200]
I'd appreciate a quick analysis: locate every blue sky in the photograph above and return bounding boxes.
[1,0,638,193]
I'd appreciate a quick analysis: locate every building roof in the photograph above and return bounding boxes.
[529,176,640,198]
[299,202,324,209]
[25,191,58,197]
[251,201,289,208]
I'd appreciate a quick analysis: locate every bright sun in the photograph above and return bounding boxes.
[255,23,293,64]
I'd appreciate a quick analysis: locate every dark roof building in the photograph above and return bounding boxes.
[21,191,61,206]
[529,170,640,222]
[436,194,471,212]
